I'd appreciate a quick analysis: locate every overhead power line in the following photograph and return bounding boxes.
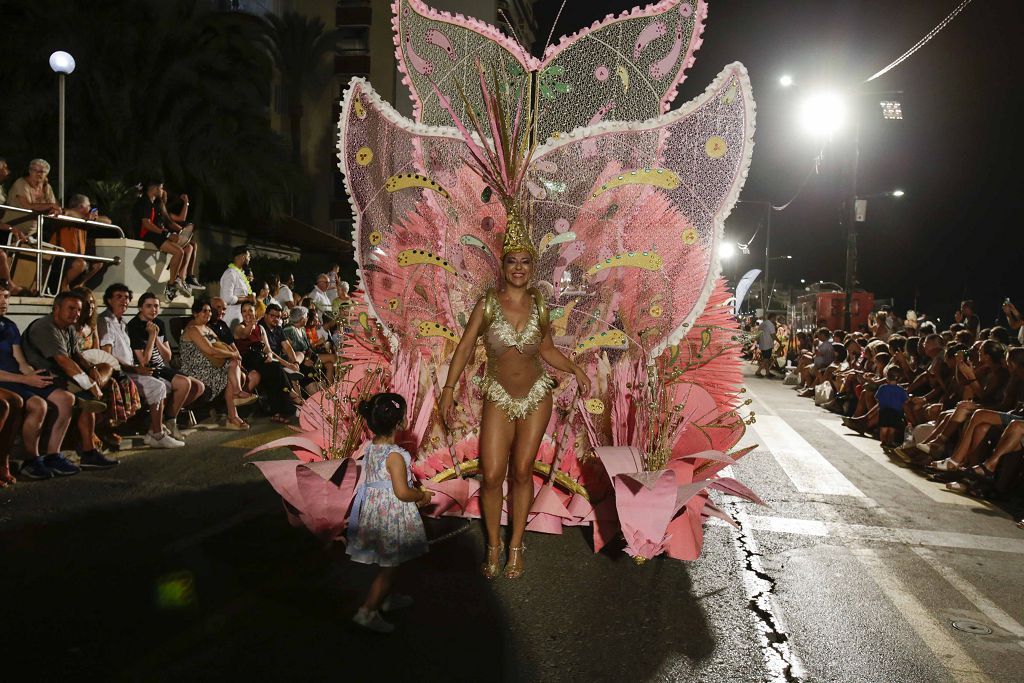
[864,0,976,83]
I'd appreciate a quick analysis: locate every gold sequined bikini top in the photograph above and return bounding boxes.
[481,288,548,357]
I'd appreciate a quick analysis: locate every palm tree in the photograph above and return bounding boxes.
[0,0,303,227]
[260,11,344,168]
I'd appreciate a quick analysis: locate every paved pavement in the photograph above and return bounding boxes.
[2,369,1022,682]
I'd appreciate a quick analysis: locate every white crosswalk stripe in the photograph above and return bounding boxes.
[748,415,866,497]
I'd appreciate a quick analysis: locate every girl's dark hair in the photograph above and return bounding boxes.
[191,298,211,315]
[358,392,407,436]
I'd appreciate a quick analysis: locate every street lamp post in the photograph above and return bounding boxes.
[798,87,902,330]
[49,50,76,206]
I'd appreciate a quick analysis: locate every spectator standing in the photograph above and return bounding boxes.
[20,291,118,471]
[872,305,897,342]
[96,283,182,449]
[126,293,205,440]
[131,179,194,300]
[755,313,778,378]
[277,273,298,310]
[327,263,340,290]
[219,245,256,328]
[960,300,980,339]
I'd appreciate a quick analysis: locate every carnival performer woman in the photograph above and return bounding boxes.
[438,213,591,579]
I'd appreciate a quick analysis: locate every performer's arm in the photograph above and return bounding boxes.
[438,299,485,422]
[539,331,592,397]
[444,299,485,386]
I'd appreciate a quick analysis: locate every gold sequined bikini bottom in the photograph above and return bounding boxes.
[475,371,556,421]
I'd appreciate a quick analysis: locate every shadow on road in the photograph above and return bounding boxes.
[2,473,722,681]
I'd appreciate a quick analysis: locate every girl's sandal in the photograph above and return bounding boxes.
[481,542,504,579]
[271,414,291,425]
[504,545,526,579]
[1,465,15,488]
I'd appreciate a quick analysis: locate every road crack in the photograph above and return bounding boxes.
[727,502,801,683]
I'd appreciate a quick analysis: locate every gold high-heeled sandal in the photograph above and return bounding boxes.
[504,544,526,579]
[481,541,504,579]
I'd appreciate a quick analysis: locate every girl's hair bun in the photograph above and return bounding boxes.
[356,399,373,419]
[360,392,407,435]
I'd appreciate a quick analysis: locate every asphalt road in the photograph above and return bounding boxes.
[2,368,1022,682]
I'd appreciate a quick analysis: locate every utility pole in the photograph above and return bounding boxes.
[763,201,772,312]
[842,122,860,331]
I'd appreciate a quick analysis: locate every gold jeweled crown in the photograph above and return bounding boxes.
[501,202,537,257]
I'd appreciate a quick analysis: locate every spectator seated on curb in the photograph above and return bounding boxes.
[126,292,205,440]
[259,303,312,400]
[782,294,1024,507]
[179,299,256,430]
[20,291,119,473]
[96,283,183,449]
[0,281,79,481]
[234,301,299,424]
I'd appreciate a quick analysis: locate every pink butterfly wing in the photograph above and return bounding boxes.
[527,62,755,361]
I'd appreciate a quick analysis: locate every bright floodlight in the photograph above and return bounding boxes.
[799,91,845,138]
[718,242,736,260]
[49,51,76,74]
[779,74,794,87]
[892,189,905,197]
[880,100,903,120]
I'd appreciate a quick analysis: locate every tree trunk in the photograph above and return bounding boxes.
[289,103,304,168]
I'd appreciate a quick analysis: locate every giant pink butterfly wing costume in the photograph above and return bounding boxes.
[251,0,761,561]
[340,65,753,367]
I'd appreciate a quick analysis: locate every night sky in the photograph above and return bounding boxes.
[533,0,1023,326]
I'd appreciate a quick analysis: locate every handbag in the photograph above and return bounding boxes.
[814,382,835,406]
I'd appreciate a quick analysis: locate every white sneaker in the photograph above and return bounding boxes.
[381,593,414,611]
[175,277,192,296]
[164,420,185,440]
[352,607,394,633]
[144,431,185,449]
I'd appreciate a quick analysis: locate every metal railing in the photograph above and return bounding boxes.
[1,203,124,296]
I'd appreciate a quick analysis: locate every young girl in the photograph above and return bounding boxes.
[348,392,433,633]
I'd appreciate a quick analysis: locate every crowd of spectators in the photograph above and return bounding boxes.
[750,299,1024,527]
[0,156,357,488]
[0,240,355,487]
[1,158,209,298]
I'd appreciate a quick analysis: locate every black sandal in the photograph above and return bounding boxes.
[965,463,994,482]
